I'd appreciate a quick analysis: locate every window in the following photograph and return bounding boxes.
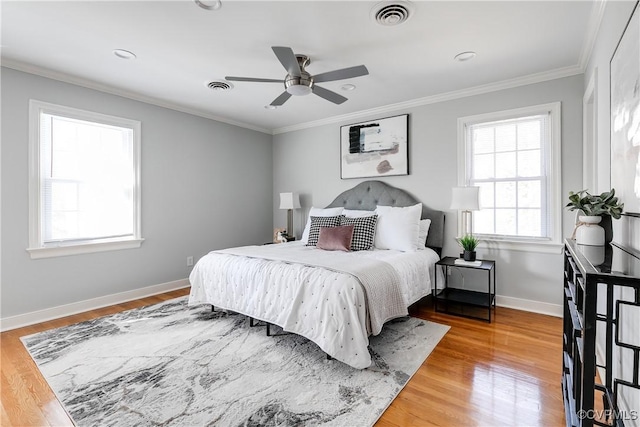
[457,103,562,252]
[28,100,142,258]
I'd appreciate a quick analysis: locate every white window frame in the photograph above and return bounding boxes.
[28,100,143,259]
[457,102,563,254]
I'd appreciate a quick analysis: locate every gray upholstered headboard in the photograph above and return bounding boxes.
[325,180,445,256]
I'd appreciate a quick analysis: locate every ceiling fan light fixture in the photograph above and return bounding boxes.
[195,0,222,10]
[286,84,312,96]
[341,84,356,91]
[284,71,313,96]
[225,46,368,106]
[264,105,278,110]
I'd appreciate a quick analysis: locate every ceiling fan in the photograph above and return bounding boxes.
[225,46,369,107]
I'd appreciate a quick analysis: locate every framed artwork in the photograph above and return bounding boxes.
[610,1,640,217]
[340,114,409,179]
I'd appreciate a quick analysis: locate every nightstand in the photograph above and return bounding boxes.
[434,256,496,322]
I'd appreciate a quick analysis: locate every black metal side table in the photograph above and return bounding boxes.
[434,256,496,322]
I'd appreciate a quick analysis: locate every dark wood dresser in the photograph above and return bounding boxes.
[562,239,640,427]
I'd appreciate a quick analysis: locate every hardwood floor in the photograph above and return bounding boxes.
[1,289,564,426]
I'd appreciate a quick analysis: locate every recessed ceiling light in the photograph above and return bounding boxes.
[454,51,476,62]
[341,84,356,91]
[195,0,222,10]
[264,105,277,110]
[113,49,137,60]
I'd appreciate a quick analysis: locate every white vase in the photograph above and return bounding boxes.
[577,244,606,265]
[575,215,605,246]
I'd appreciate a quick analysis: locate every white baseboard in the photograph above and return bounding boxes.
[1,282,561,332]
[496,295,563,318]
[0,278,190,332]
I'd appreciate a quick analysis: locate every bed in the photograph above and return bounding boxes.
[188,181,445,369]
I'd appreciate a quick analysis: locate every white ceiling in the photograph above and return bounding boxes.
[1,0,598,134]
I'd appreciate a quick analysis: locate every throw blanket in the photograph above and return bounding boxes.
[217,244,407,335]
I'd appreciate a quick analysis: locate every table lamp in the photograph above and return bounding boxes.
[450,186,480,237]
[279,192,301,238]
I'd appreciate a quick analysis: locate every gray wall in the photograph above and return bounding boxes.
[1,67,273,318]
[273,75,584,307]
[585,2,639,421]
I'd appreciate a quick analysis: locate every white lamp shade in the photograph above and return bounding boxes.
[279,192,301,210]
[450,186,480,210]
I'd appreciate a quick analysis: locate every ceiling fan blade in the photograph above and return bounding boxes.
[270,91,292,106]
[312,65,369,83]
[312,85,348,105]
[272,46,301,77]
[225,76,284,83]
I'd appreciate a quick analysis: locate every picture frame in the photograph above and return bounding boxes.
[610,1,640,217]
[340,114,409,179]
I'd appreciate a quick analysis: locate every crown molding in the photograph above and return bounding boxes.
[1,59,271,135]
[272,64,583,135]
[578,0,607,70]
[3,57,584,137]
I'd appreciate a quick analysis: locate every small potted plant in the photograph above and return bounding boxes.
[565,189,624,245]
[457,234,480,261]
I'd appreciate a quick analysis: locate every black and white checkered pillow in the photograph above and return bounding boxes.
[306,215,343,246]
[340,215,378,251]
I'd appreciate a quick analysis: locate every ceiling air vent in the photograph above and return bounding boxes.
[371,1,414,26]
[206,81,233,91]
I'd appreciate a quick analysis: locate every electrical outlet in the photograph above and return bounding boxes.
[187,256,194,267]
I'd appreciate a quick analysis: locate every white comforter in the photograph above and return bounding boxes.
[188,242,440,369]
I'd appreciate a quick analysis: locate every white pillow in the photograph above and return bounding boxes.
[301,207,344,243]
[417,219,431,250]
[343,209,376,218]
[374,203,422,251]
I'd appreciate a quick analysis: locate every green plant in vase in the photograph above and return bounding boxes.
[565,189,624,246]
[565,189,624,218]
[457,234,480,261]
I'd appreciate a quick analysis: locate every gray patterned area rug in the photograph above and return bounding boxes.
[21,297,449,427]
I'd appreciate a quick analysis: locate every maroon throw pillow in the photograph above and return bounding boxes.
[316,225,355,252]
